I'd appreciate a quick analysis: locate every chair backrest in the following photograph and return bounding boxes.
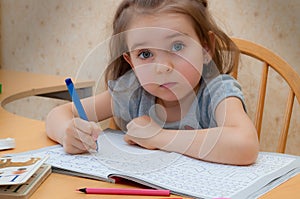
[231,38,300,153]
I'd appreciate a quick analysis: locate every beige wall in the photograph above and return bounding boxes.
[1,0,299,155]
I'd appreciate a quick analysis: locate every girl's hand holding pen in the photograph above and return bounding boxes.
[63,118,101,154]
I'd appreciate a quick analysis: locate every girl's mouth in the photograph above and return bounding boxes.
[159,82,177,89]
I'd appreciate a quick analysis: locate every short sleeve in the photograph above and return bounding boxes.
[200,75,246,128]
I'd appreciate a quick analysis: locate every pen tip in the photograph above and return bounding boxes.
[76,188,86,193]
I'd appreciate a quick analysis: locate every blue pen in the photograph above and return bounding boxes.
[65,78,98,151]
[65,78,88,120]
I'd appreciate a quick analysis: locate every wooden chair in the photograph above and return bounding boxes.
[231,38,300,153]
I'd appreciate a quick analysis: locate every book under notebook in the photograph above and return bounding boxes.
[0,156,48,185]
[0,164,51,199]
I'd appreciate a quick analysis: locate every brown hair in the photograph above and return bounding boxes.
[105,0,240,86]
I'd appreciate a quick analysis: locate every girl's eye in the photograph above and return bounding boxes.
[172,42,184,52]
[138,50,153,59]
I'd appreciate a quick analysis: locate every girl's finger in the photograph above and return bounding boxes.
[90,122,101,141]
[124,135,137,145]
[63,135,87,154]
[72,118,94,135]
[67,126,97,150]
[75,131,97,150]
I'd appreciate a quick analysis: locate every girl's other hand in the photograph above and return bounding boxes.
[62,118,101,154]
[125,115,162,150]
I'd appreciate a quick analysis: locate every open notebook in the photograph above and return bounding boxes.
[8,129,300,199]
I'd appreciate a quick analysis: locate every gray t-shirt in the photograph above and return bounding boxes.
[108,70,246,131]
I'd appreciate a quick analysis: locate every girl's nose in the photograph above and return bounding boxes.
[155,64,172,73]
[155,54,173,73]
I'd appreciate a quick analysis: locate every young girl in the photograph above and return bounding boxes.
[46,0,259,165]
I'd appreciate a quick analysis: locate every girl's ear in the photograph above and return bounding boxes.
[123,53,134,68]
[208,31,215,56]
[203,31,215,64]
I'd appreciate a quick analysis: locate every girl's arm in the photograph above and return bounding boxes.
[46,90,113,154]
[125,97,259,165]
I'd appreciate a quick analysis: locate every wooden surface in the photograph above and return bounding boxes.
[0,69,299,199]
[0,69,94,153]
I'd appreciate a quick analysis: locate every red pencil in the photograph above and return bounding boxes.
[77,187,170,196]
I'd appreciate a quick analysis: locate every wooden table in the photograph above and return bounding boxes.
[0,69,299,199]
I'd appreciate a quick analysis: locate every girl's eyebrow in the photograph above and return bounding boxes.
[129,32,189,51]
[130,42,148,51]
[165,32,188,39]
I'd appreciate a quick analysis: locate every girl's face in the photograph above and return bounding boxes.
[124,13,206,102]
